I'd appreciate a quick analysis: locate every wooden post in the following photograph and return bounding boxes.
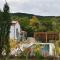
[46,32,47,43]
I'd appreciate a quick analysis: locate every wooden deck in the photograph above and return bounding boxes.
[34,32,59,43]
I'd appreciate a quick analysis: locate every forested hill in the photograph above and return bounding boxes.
[10,13,60,36]
[11,12,55,19]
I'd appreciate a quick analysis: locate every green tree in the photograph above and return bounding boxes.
[52,17,59,32]
[20,17,30,30]
[41,19,52,32]
[20,17,33,37]
[34,44,44,60]
[0,10,4,59]
[2,2,11,59]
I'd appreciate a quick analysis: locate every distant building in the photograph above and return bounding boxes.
[21,31,27,41]
[10,21,21,40]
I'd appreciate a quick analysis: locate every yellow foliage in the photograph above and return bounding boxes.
[34,44,40,52]
[34,48,40,52]
[10,40,17,48]
[54,41,60,55]
[30,16,39,26]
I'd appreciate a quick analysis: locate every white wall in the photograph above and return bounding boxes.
[10,21,21,40]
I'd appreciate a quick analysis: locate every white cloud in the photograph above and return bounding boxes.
[1,0,60,16]
[7,0,30,4]
[0,0,5,10]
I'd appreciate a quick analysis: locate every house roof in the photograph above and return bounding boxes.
[12,21,19,24]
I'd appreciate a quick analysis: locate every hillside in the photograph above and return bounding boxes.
[11,12,55,18]
[10,13,60,36]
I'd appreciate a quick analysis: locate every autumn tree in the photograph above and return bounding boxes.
[30,16,45,32]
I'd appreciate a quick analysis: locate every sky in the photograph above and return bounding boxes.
[0,0,60,16]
